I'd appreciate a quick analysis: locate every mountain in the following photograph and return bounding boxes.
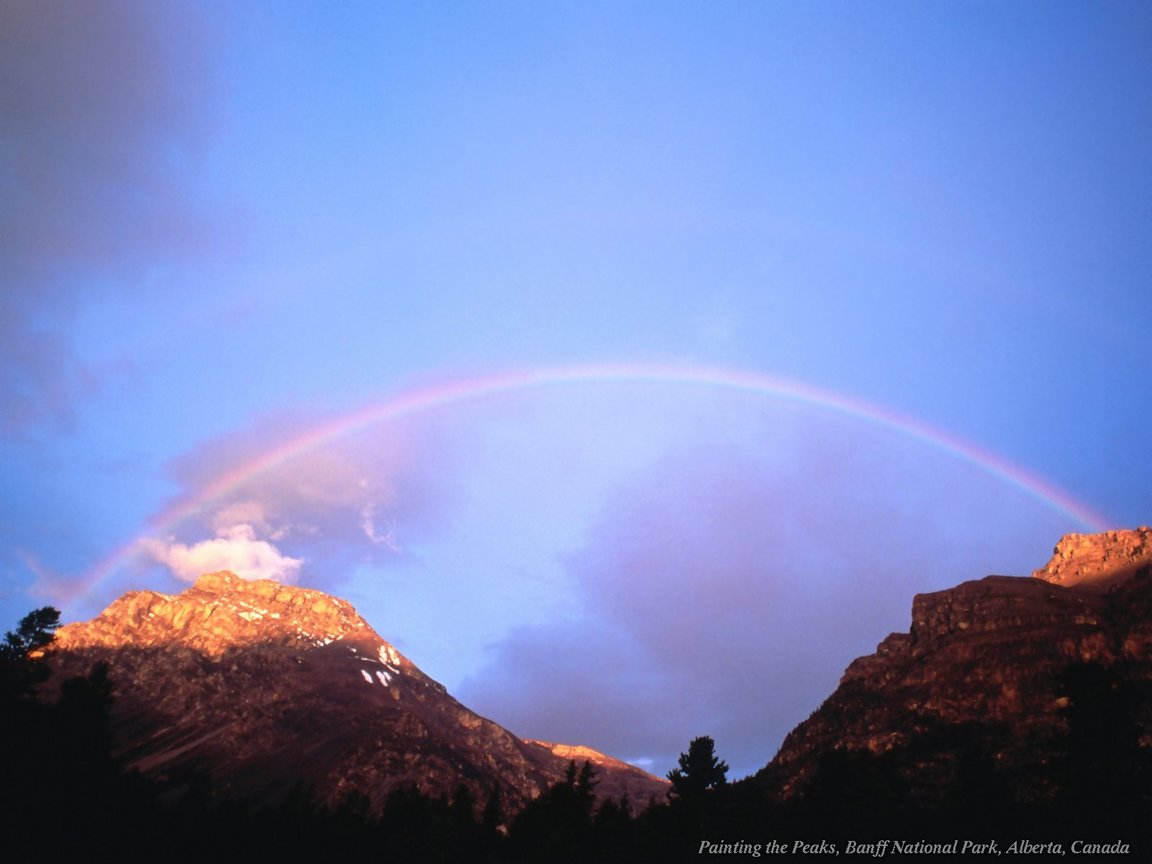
[22,529,1152,857]
[757,527,1152,812]
[43,571,667,815]
[1032,527,1152,590]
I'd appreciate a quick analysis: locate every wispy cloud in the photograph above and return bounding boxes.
[142,409,461,587]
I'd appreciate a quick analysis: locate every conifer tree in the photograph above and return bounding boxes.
[667,736,728,803]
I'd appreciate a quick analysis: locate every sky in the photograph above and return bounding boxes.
[2,0,1150,779]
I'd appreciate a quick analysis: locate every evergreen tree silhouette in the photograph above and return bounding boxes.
[667,735,728,804]
[506,760,600,863]
[0,606,60,699]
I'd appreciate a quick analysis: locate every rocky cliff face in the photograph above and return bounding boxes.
[45,572,667,814]
[761,528,1152,802]
[1032,527,1152,590]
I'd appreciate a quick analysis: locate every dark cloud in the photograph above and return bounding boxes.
[460,417,1076,777]
[0,0,220,433]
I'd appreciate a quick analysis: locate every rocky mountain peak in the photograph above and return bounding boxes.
[45,572,668,814]
[1031,527,1152,590]
[55,571,398,664]
[762,527,1152,803]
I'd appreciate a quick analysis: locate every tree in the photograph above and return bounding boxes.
[506,760,600,863]
[575,758,599,815]
[0,606,61,699]
[667,736,728,804]
[2,606,61,656]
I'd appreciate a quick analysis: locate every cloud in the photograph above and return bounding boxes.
[359,503,401,552]
[144,523,303,584]
[139,408,462,588]
[460,415,1076,778]
[124,389,1079,779]
[0,0,220,434]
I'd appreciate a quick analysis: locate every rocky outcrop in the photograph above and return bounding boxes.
[44,572,667,814]
[761,529,1152,802]
[1032,527,1152,590]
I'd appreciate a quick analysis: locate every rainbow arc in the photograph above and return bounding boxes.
[70,362,1110,607]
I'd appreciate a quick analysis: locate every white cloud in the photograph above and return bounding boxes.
[144,523,303,584]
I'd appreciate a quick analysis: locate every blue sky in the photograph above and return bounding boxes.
[2,0,1150,777]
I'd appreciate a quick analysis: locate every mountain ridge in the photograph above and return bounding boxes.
[19,527,1152,856]
[757,527,1152,804]
[44,571,668,814]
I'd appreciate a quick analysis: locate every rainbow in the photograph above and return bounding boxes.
[69,362,1111,607]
